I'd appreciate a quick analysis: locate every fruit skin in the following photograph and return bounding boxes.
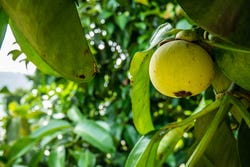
[0,0,96,82]
[149,40,214,98]
[215,50,250,91]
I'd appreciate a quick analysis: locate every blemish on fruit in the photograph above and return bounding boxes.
[174,90,192,98]
[78,74,86,79]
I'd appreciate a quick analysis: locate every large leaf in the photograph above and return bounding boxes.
[177,0,250,48]
[7,137,36,166]
[129,23,176,134]
[191,111,240,166]
[9,21,60,76]
[125,130,160,167]
[214,47,250,91]
[1,0,97,82]
[30,120,71,139]
[0,6,8,49]
[74,119,115,153]
[129,49,155,134]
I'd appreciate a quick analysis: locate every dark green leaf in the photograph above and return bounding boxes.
[7,137,36,166]
[30,120,71,139]
[177,0,250,48]
[129,50,154,134]
[238,120,250,167]
[191,111,240,167]
[214,47,250,91]
[29,149,45,167]
[74,119,115,153]
[9,21,60,76]
[0,86,10,94]
[48,146,65,167]
[0,7,8,49]
[115,12,129,30]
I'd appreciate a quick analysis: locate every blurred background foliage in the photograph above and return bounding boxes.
[0,0,214,166]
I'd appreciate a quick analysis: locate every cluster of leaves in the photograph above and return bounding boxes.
[2,0,249,166]
[0,0,203,166]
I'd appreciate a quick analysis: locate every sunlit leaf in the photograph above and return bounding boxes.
[149,23,173,50]
[129,50,154,134]
[74,119,115,153]
[135,0,149,6]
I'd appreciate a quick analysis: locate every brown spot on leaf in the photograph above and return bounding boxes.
[174,90,192,98]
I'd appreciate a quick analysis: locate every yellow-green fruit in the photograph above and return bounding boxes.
[149,40,214,98]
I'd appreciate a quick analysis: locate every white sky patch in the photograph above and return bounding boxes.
[0,26,36,75]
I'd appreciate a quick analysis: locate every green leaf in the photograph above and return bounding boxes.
[177,0,250,48]
[30,120,71,139]
[9,21,60,76]
[149,23,174,50]
[2,0,96,82]
[238,120,250,167]
[7,49,22,61]
[71,150,96,167]
[190,110,240,167]
[48,146,65,167]
[0,7,8,49]
[74,119,115,153]
[0,86,10,94]
[214,47,250,91]
[115,12,129,30]
[29,149,45,167]
[67,106,85,122]
[7,137,36,166]
[78,150,96,167]
[125,130,160,167]
[129,50,154,134]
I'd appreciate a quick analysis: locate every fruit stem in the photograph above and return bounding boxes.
[203,40,250,53]
[161,99,221,131]
[185,95,231,167]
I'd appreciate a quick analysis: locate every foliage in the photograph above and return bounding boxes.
[0,0,250,167]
